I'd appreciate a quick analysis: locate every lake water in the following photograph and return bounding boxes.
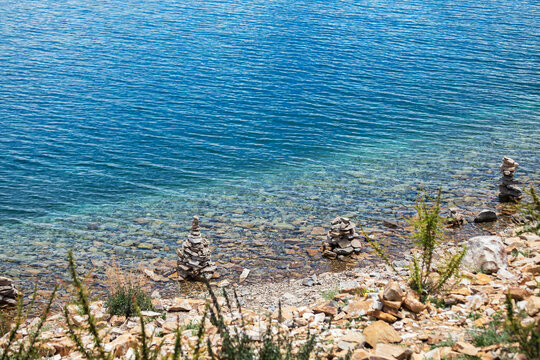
[0,0,538,289]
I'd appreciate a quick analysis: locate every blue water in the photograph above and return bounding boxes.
[0,0,538,286]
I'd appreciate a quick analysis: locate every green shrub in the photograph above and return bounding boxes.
[321,287,338,301]
[364,188,466,302]
[505,294,540,358]
[105,282,154,318]
[517,185,540,235]
[469,311,509,347]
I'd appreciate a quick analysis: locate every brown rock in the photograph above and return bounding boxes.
[51,338,74,356]
[344,300,372,317]
[506,287,531,301]
[525,296,540,316]
[451,287,472,296]
[351,349,370,360]
[427,334,444,345]
[322,250,337,259]
[375,343,411,360]
[383,280,404,302]
[380,292,402,310]
[452,341,478,356]
[342,330,366,345]
[368,310,398,323]
[313,305,337,317]
[474,273,492,285]
[363,320,402,347]
[403,294,426,313]
[524,265,540,275]
[110,333,138,357]
[272,306,297,321]
[168,298,192,312]
[311,226,326,236]
[306,249,319,257]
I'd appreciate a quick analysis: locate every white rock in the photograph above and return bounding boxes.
[496,268,516,280]
[466,295,486,310]
[239,268,250,283]
[425,348,441,360]
[312,313,325,324]
[462,236,507,274]
[517,300,528,311]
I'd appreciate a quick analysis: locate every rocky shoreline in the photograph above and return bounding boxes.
[1,157,539,359]
[1,221,539,359]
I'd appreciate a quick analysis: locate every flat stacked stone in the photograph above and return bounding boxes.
[176,216,216,280]
[498,156,522,203]
[0,276,19,307]
[321,216,362,259]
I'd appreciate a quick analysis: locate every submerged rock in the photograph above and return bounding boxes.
[474,210,497,223]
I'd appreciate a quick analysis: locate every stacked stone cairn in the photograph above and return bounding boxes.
[321,216,362,259]
[498,156,522,202]
[0,277,19,307]
[176,216,216,280]
[445,207,464,228]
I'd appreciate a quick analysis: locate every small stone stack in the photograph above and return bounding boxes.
[446,207,464,228]
[498,156,522,202]
[176,216,216,280]
[321,216,362,259]
[0,277,19,307]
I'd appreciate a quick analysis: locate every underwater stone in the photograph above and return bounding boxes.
[474,210,497,223]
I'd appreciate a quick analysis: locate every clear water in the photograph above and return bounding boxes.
[0,0,538,288]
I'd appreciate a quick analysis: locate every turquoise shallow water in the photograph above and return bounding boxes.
[0,0,538,288]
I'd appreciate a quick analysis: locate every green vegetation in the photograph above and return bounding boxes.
[364,189,466,302]
[430,337,455,349]
[517,185,540,235]
[180,319,200,332]
[469,298,539,358]
[105,282,154,318]
[321,287,338,301]
[504,294,540,358]
[1,251,338,360]
[0,284,57,360]
[470,311,509,347]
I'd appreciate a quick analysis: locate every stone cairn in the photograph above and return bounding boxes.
[445,207,464,228]
[498,156,522,202]
[0,277,19,307]
[176,216,216,280]
[321,216,362,259]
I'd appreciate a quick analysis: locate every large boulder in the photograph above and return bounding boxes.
[462,236,507,274]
